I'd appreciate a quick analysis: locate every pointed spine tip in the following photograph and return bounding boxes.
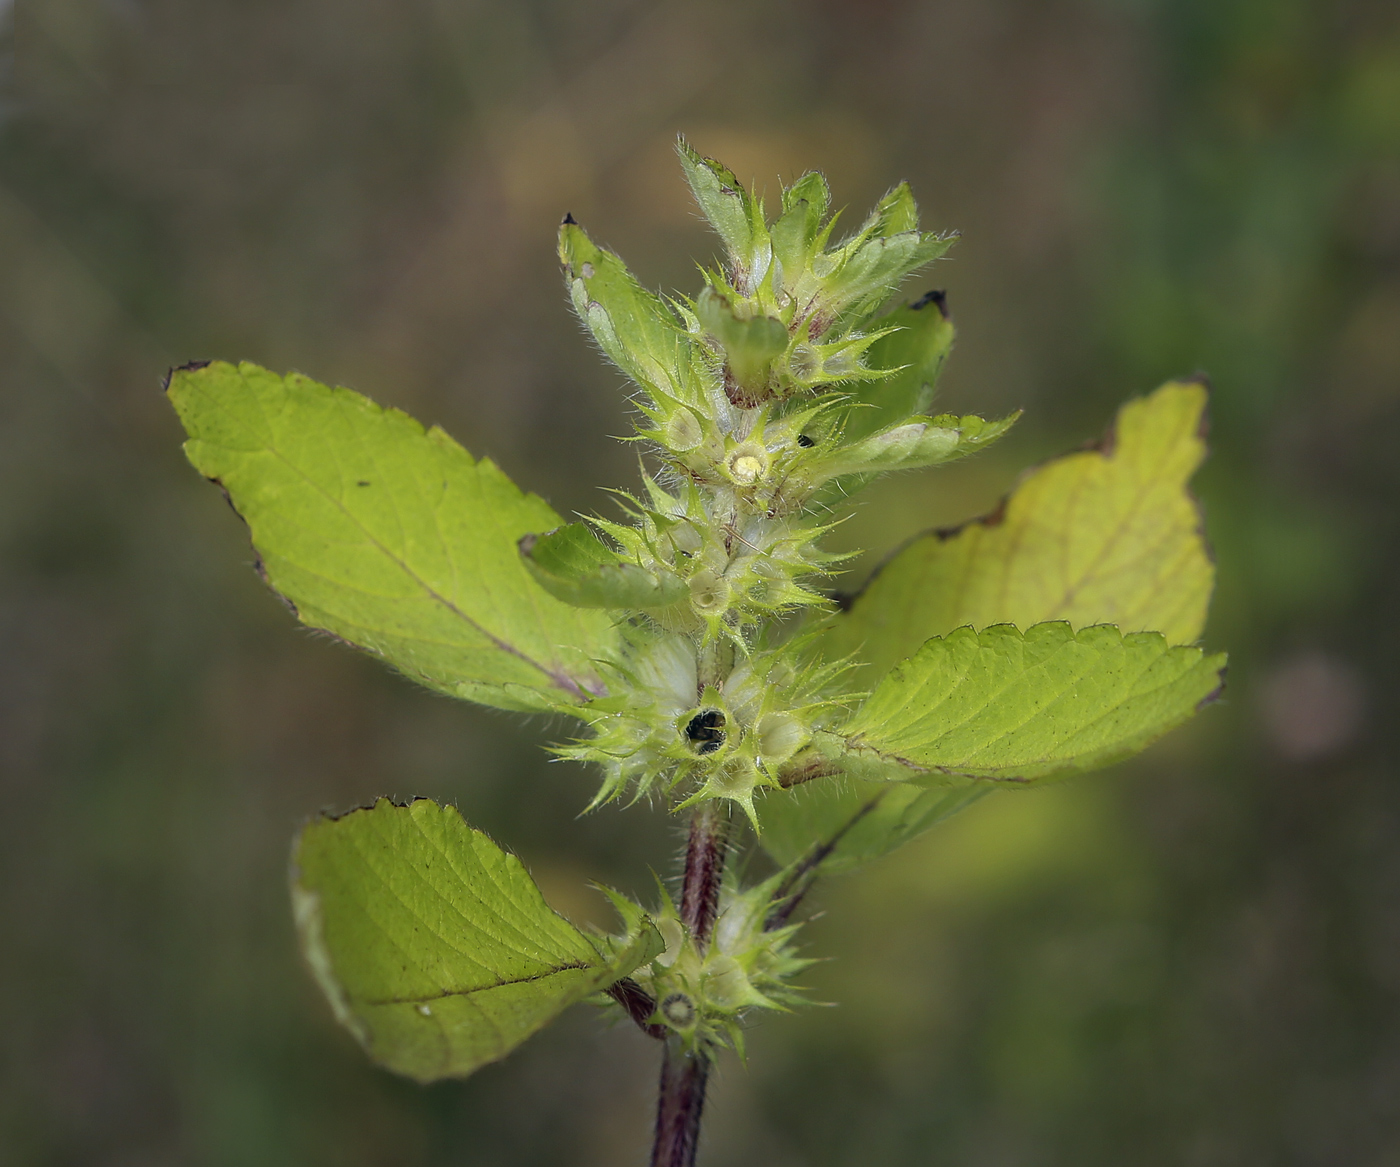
[562,212,577,225]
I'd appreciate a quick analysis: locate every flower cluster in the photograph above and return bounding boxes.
[601,879,815,1056]
[528,138,1014,818]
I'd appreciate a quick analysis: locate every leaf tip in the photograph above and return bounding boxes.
[1197,662,1228,711]
[162,358,213,394]
[1183,369,1213,393]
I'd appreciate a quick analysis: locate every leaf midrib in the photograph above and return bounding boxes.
[240,386,592,701]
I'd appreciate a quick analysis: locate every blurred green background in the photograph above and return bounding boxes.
[2,0,1397,1163]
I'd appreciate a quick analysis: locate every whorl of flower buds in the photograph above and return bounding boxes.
[536,138,1016,819]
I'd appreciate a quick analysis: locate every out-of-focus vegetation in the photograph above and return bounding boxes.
[0,0,1395,1163]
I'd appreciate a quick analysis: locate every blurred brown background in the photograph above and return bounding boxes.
[2,0,1398,1163]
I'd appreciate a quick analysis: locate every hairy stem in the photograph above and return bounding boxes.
[606,978,667,1040]
[650,799,730,1167]
[650,1039,710,1167]
[680,799,729,949]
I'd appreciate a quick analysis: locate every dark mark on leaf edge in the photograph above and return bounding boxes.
[1197,664,1228,711]
[909,288,949,317]
[162,359,212,392]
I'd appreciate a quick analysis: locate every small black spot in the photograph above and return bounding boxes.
[357,480,371,487]
[797,434,816,448]
[684,709,726,754]
[562,211,577,225]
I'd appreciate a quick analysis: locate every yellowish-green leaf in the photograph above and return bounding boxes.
[838,622,1225,784]
[676,137,771,287]
[291,798,663,1084]
[168,361,615,713]
[559,221,696,401]
[824,380,1214,681]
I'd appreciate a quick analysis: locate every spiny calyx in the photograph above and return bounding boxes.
[556,634,854,823]
[601,880,814,1057]
[542,137,1015,815]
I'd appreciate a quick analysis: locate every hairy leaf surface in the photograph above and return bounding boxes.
[840,292,955,442]
[292,798,662,1083]
[677,138,771,286]
[839,622,1224,783]
[520,521,687,609]
[559,222,695,400]
[814,411,1018,485]
[825,380,1214,680]
[168,361,614,712]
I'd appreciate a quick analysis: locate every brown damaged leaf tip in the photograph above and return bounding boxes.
[161,359,212,392]
[1197,665,1228,711]
[910,289,949,317]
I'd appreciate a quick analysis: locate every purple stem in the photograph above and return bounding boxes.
[649,801,730,1167]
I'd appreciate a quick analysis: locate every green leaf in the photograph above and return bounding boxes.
[857,182,920,241]
[770,201,819,296]
[824,380,1215,681]
[558,221,695,401]
[837,622,1225,784]
[761,779,990,876]
[781,171,831,226]
[762,623,1222,874]
[676,137,771,290]
[292,798,663,1084]
[810,411,1018,487]
[841,291,956,443]
[168,361,615,713]
[520,522,688,609]
[764,382,1218,874]
[820,231,955,329]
